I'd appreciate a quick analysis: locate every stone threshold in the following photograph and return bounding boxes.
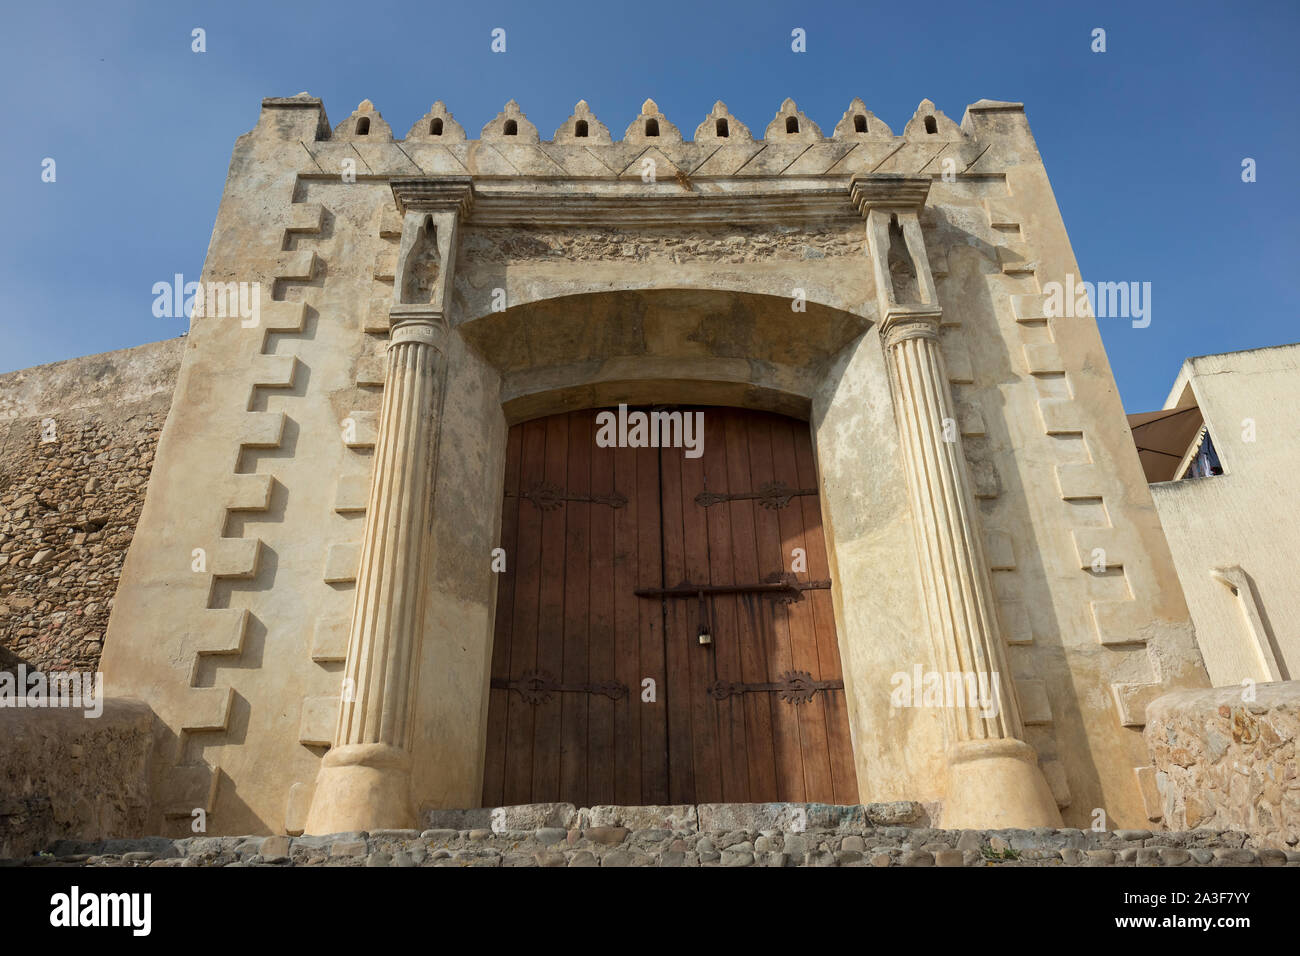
[416,800,932,833]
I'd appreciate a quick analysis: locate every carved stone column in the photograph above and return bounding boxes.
[305,178,472,834]
[852,176,1061,828]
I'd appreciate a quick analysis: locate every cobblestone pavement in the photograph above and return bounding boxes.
[6,801,1297,867]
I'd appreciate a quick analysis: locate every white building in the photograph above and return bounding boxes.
[1130,343,1300,687]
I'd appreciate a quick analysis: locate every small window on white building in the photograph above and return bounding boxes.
[1181,426,1224,479]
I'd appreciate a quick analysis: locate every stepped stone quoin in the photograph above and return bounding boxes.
[0,90,1211,846]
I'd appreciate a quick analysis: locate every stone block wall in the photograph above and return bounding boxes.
[0,698,155,859]
[1145,681,1299,847]
[0,338,183,674]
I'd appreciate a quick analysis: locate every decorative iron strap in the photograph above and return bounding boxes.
[635,576,832,605]
[491,670,628,706]
[695,480,818,510]
[506,481,628,511]
[707,670,844,704]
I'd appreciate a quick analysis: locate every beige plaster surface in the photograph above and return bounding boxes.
[1148,345,1300,687]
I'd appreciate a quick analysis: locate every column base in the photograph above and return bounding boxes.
[303,743,417,835]
[941,738,1063,829]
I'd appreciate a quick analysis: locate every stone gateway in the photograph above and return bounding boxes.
[90,93,1209,837]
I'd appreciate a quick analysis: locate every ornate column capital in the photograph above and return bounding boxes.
[387,307,448,351]
[878,306,942,350]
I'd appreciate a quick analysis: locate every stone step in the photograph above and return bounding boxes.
[21,823,1294,868]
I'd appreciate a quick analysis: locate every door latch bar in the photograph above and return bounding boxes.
[708,670,844,704]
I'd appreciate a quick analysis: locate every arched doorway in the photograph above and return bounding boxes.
[481,405,858,806]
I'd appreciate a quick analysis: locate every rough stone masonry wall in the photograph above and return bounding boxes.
[0,698,154,860]
[0,338,183,675]
[1145,682,1299,848]
[15,802,1296,867]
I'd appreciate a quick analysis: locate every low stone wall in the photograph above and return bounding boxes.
[14,802,1296,867]
[0,698,155,859]
[1145,681,1299,847]
[0,338,182,675]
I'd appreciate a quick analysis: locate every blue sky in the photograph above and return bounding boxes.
[3,0,1297,411]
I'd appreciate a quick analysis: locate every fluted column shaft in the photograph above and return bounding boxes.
[336,326,440,751]
[304,178,470,836]
[882,316,1021,742]
[881,311,1060,828]
[852,177,1061,826]
[303,320,443,834]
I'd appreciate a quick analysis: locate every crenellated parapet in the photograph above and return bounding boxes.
[251,94,1023,182]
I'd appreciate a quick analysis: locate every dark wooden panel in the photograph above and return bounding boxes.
[559,412,592,802]
[660,435,704,803]
[635,444,668,805]
[793,422,859,804]
[714,409,766,802]
[611,443,645,804]
[501,419,547,806]
[530,414,570,802]
[586,424,617,805]
[768,415,834,803]
[484,405,856,808]
[742,412,804,802]
[481,423,523,807]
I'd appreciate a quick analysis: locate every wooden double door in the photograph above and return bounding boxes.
[482,406,858,807]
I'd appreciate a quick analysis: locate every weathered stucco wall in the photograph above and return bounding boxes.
[0,698,155,859]
[1149,345,1300,687]
[94,93,1208,836]
[1145,682,1299,847]
[0,339,183,675]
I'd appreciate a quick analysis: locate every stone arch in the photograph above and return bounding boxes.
[452,265,873,330]
[312,176,1063,833]
[401,284,944,819]
[455,288,870,422]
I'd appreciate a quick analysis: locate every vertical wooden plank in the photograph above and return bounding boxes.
[482,422,523,807]
[793,421,859,804]
[716,410,781,802]
[660,425,705,804]
[587,414,617,805]
[559,411,592,803]
[795,421,857,806]
[698,408,751,802]
[503,419,547,805]
[530,413,569,802]
[738,416,795,806]
[612,441,644,804]
[768,415,835,802]
[637,441,669,805]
